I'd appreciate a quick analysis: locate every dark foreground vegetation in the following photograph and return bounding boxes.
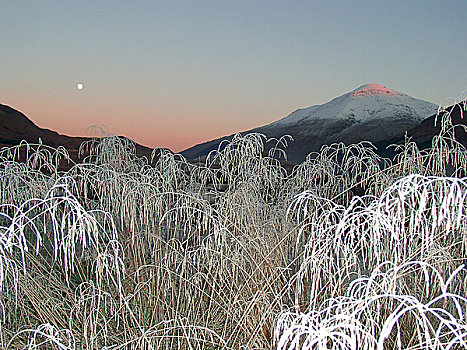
[0,100,466,349]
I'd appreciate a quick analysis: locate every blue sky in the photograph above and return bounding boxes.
[1,1,466,151]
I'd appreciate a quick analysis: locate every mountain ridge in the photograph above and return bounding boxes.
[182,84,439,162]
[2,88,464,168]
[0,104,158,165]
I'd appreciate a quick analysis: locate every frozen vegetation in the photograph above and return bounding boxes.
[0,99,466,349]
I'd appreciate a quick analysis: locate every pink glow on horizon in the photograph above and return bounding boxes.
[2,98,208,153]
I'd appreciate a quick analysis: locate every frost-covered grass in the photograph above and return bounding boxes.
[0,101,465,349]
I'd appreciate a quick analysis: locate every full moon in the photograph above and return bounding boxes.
[77,83,84,90]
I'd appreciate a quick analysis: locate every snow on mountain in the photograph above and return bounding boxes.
[182,84,439,163]
[267,83,437,127]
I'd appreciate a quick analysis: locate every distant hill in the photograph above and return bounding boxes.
[3,97,464,171]
[387,101,467,151]
[0,104,159,164]
[182,84,439,163]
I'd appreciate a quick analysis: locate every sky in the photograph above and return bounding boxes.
[1,1,466,152]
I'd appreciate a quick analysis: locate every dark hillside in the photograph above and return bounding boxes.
[0,104,164,165]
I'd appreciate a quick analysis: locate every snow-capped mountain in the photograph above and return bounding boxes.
[268,83,435,127]
[182,84,439,163]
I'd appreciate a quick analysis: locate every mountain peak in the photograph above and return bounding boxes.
[350,83,402,97]
[182,84,439,163]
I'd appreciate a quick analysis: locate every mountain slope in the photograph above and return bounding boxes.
[0,104,88,149]
[390,101,466,150]
[0,104,156,163]
[182,84,438,163]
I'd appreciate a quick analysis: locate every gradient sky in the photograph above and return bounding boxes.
[1,1,466,152]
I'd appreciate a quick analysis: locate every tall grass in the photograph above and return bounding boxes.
[0,100,465,349]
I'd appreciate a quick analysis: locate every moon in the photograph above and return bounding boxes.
[77,83,84,90]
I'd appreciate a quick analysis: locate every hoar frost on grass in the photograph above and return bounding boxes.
[288,174,467,311]
[274,261,467,350]
[0,100,465,349]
